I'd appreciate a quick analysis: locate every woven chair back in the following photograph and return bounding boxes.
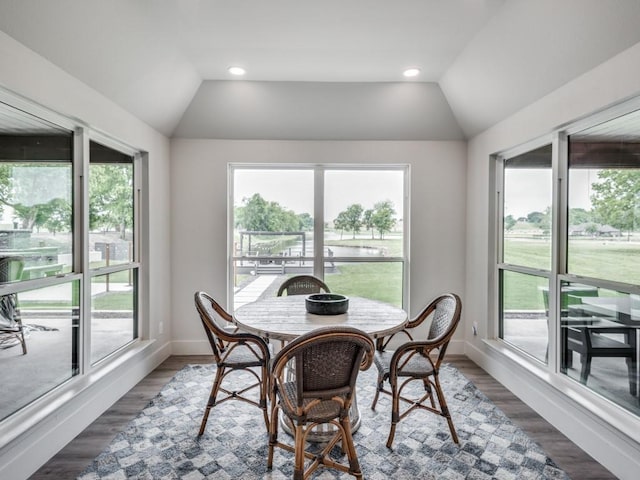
[276,275,330,296]
[273,326,373,407]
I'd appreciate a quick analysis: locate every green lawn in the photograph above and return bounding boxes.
[92,292,133,310]
[326,262,402,306]
[503,238,639,309]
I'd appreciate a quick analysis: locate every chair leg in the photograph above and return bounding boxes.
[386,381,399,448]
[340,416,363,479]
[626,357,638,396]
[371,371,384,410]
[260,364,270,430]
[579,355,591,385]
[433,374,459,444]
[198,367,225,436]
[18,328,27,354]
[564,348,573,369]
[267,401,279,469]
[293,423,305,480]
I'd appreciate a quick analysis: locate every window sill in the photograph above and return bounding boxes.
[482,338,640,445]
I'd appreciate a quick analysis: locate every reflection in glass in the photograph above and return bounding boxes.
[500,270,548,363]
[91,270,136,364]
[325,262,403,307]
[502,145,552,270]
[89,142,134,268]
[568,113,640,284]
[0,112,73,276]
[560,281,639,415]
[0,281,79,421]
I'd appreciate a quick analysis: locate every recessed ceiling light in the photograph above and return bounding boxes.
[228,66,246,76]
[403,68,421,78]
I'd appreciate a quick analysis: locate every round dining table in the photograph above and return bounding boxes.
[233,294,408,440]
[233,295,408,343]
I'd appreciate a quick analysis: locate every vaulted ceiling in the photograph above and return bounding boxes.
[1,1,640,140]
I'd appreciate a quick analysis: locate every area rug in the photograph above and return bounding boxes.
[78,364,570,479]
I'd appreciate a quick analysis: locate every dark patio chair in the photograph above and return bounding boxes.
[371,293,462,448]
[194,291,271,435]
[0,257,26,354]
[561,297,637,395]
[267,326,374,480]
[276,275,330,297]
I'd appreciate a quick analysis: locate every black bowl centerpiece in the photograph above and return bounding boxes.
[305,293,349,315]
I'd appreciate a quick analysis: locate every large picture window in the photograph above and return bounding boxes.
[230,165,408,310]
[0,100,141,423]
[496,105,640,418]
[498,144,552,363]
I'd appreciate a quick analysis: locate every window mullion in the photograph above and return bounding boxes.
[313,167,324,279]
[548,131,567,371]
[74,127,91,375]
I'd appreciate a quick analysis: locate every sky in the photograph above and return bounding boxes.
[234,167,601,221]
[504,169,597,218]
[234,168,404,221]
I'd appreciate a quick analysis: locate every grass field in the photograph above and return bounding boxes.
[325,262,402,306]
[503,238,639,309]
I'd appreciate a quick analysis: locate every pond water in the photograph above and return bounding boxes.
[278,243,383,258]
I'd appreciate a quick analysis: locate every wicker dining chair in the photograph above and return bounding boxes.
[0,257,26,354]
[371,293,462,448]
[267,326,374,480]
[194,291,271,435]
[276,275,330,297]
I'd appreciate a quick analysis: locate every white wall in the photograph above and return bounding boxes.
[0,31,172,479]
[465,40,640,480]
[169,139,467,354]
[174,81,465,140]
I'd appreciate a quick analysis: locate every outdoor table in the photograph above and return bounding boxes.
[234,295,408,439]
[567,296,640,396]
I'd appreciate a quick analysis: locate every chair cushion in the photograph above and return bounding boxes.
[220,344,266,368]
[374,349,435,378]
[278,381,344,423]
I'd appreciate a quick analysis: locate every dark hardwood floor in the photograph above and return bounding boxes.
[30,355,617,479]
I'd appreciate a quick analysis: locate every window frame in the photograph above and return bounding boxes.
[0,88,144,432]
[228,163,410,311]
[492,96,640,440]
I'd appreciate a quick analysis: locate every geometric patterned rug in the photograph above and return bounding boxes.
[77,363,570,479]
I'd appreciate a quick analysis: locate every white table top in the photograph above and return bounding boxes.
[233,295,408,342]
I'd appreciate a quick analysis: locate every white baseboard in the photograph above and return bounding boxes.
[465,340,640,480]
[0,340,172,480]
[171,339,212,355]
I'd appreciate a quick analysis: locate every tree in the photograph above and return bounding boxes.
[363,209,374,239]
[41,198,72,235]
[235,193,305,232]
[89,164,133,238]
[527,211,545,224]
[343,204,364,239]
[591,170,640,238]
[504,214,517,231]
[538,206,551,234]
[0,163,72,231]
[568,207,593,226]
[333,211,349,240]
[371,200,396,239]
[297,212,313,231]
